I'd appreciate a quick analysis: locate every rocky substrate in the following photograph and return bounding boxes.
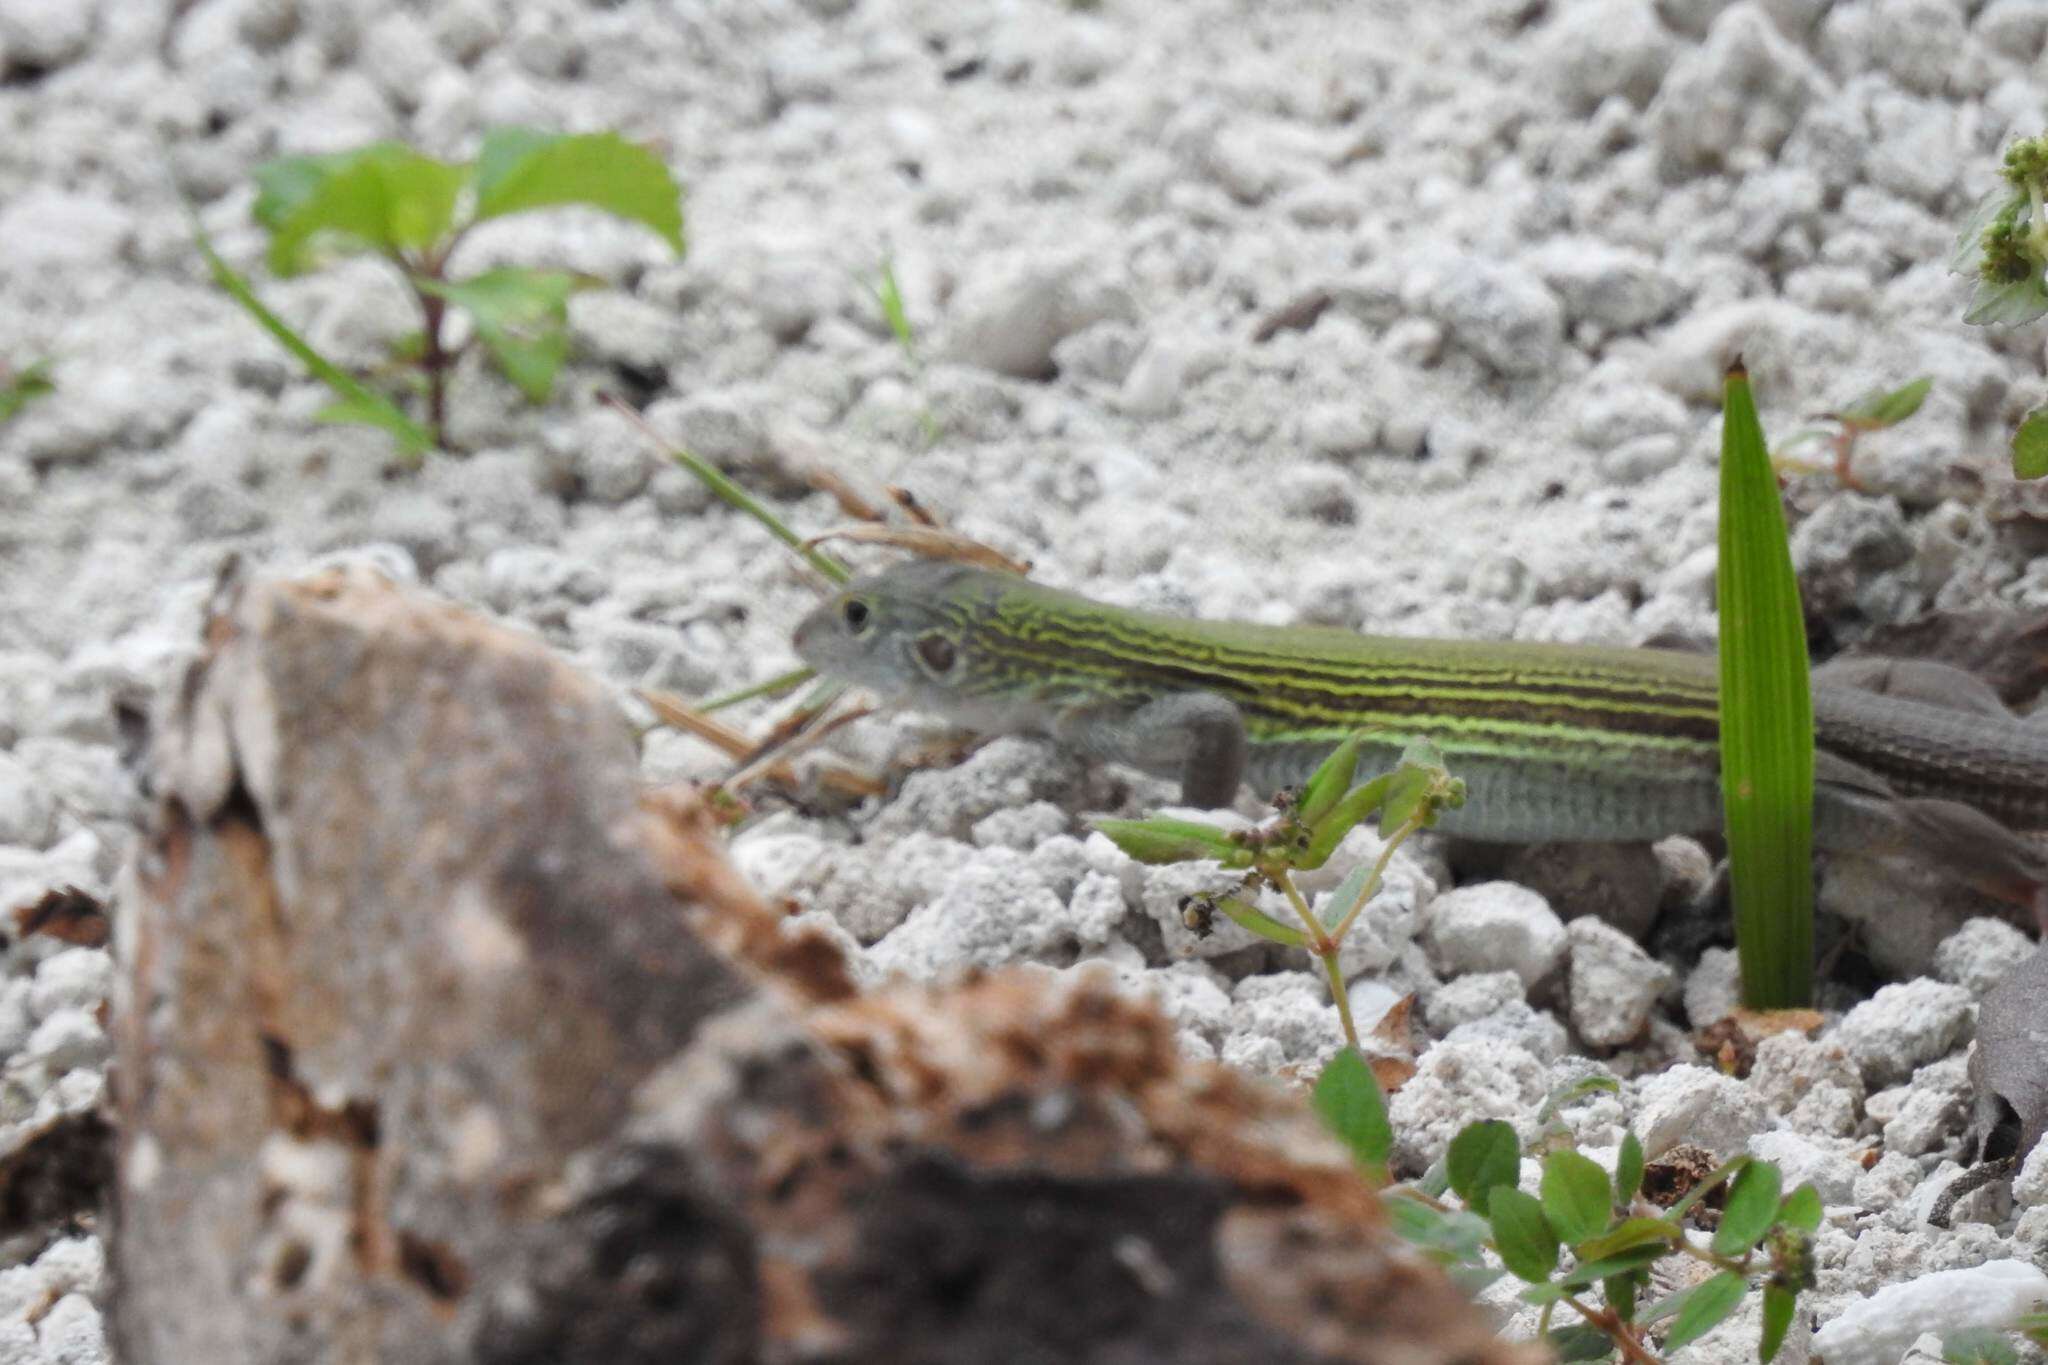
[5,0,2048,1360]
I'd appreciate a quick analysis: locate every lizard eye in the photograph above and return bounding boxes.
[915,632,957,676]
[843,598,871,634]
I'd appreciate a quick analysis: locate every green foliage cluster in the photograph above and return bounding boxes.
[1096,734,1464,1051]
[1314,1057,1820,1363]
[1954,132,2048,475]
[0,359,53,423]
[211,128,685,458]
[1954,134,2048,326]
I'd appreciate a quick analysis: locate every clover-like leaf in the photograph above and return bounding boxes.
[1487,1187,1558,1284]
[472,128,686,255]
[1314,1047,1392,1173]
[1663,1271,1747,1354]
[1447,1121,1521,1215]
[1712,1159,1783,1256]
[1540,1149,1613,1246]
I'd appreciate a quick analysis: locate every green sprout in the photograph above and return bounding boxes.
[1770,376,1931,488]
[213,129,685,458]
[1095,733,1464,1052]
[1316,1066,1819,1364]
[0,358,53,423]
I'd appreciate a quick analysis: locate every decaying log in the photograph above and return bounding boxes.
[112,565,1530,1365]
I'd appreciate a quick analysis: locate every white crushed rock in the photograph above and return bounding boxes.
[1420,882,1567,988]
[3,0,2046,1351]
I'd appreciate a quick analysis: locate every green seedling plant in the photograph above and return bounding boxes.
[0,358,53,423]
[1718,361,1814,1010]
[1770,376,1931,488]
[1095,734,1464,1051]
[1313,1061,1819,1364]
[1953,133,2048,476]
[221,129,685,458]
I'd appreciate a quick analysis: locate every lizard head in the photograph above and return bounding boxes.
[792,559,996,704]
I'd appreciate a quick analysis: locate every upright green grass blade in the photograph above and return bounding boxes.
[1717,362,1814,1007]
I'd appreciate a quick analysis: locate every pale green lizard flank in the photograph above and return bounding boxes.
[792,559,2048,909]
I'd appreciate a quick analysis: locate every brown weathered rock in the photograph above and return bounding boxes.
[113,566,1530,1365]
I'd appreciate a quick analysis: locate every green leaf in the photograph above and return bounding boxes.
[1776,1183,1823,1233]
[1718,363,1814,1009]
[1712,1159,1783,1256]
[1385,1197,1491,1264]
[1297,732,1365,825]
[1952,188,2025,273]
[312,396,439,450]
[1665,1156,1751,1224]
[2017,1311,2048,1348]
[1091,816,1246,866]
[1615,1131,1645,1204]
[1320,861,1374,931]
[1964,270,2048,326]
[1573,1217,1679,1263]
[1541,1150,1613,1246]
[1446,1121,1521,1215]
[1837,376,1932,428]
[1313,1048,1393,1171]
[1545,1324,1615,1362]
[1760,1283,1798,1364]
[1299,773,1393,869]
[875,256,916,360]
[1546,1243,1669,1292]
[190,204,434,460]
[1211,896,1307,948]
[251,151,357,231]
[1606,1269,1644,1323]
[472,128,686,255]
[1487,1187,1559,1283]
[2013,405,2048,480]
[1378,762,1434,837]
[258,142,468,275]
[0,359,53,422]
[1536,1074,1621,1125]
[1942,1327,2020,1365]
[419,267,583,403]
[1662,1271,1748,1354]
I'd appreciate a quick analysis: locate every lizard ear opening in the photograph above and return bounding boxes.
[914,632,957,676]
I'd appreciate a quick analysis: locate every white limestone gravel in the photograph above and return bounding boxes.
[5,0,2048,1360]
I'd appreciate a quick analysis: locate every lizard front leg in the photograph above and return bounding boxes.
[1054,691,1249,808]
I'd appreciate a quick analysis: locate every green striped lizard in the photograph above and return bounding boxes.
[793,559,2048,914]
